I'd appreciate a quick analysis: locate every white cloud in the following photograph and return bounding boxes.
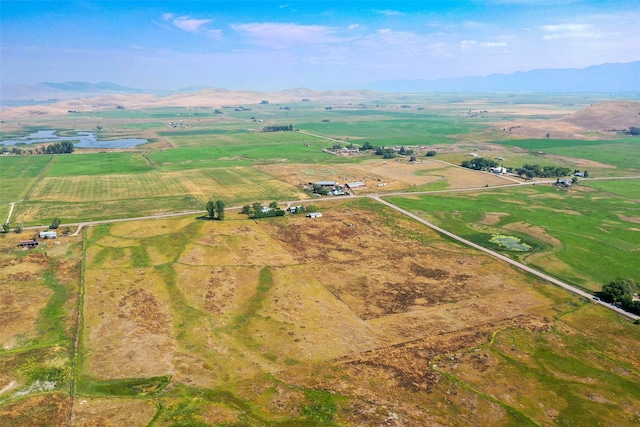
[231,23,341,47]
[375,10,405,17]
[541,23,596,40]
[460,40,507,48]
[163,13,216,34]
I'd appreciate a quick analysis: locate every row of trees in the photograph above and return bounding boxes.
[600,278,640,316]
[241,201,285,218]
[44,141,75,154]
[263,124,294,132]
[459,159,578,179]
[204,200,225,220]
[460,157,499,170]
[514,164,572,179]
[1,141,75,156]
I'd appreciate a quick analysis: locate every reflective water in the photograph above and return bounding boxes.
[1,130,148,148]
[490,234,532,251]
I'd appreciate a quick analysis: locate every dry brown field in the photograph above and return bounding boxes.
[256,159,517,194]
[51,199,637,425]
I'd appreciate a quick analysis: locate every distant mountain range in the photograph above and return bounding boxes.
[1,62,638,105]
[367,61,640,93]
[0,82,209,106]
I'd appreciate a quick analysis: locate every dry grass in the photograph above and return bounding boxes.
[257,159,516,193]
[71,398,157,427]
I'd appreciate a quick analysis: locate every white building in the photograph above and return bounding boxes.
[39,231,57,239]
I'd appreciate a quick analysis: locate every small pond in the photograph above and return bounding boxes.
[489,234,532,251]
[0,130,148,148]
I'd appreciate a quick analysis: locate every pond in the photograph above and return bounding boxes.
[0,130,148,148]
[489,234,532,251]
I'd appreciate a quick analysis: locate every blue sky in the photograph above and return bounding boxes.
[2,1,639,90]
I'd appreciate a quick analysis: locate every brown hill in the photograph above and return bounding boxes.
[0,88,385,120]
[559,101,640,132]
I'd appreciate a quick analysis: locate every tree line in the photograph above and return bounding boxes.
[2,141,75,156]
[514,164,572,179]
[460,157,499,170]
[459,158,576,179]
[263,124,294,132]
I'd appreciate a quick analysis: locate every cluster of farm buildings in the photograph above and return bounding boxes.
[305,180,367,196]
[17,230,58,248]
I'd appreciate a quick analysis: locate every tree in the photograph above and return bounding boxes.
[360,141,374,151]
[629,126,640,135]
[382,149,396,159]
[241,205,251,215]
[602,278,638,302]
[583,170,589,178]
[205,200,215,219]
[426,151,436,157]
[215,200,225,220]
[50,218,61,229]
[269,201,278,209]
[2,223,9,233]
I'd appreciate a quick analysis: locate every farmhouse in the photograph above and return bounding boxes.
[314,181,335,187]
[288,205,303,213]
[491,167,507,174]
[39,231,57,239]
[306,212,323,218]
[18,240,39,248]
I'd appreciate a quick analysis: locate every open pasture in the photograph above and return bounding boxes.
[66,198,640,425]
[11,164,307,225]
[257,158,517,193]
[490,137,640,173]
[0,155,52,204]
[0,234,82,425]
[388,181,640,291]
[151,130,339,163]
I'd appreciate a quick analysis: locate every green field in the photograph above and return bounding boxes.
[388,182,640,291]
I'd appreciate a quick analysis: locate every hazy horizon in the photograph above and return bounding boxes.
[2,1,640,91]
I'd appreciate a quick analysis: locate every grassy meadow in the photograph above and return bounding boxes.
[387,181,640,291]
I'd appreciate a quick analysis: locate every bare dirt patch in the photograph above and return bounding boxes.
[618,214,640,224]
[478,212,510,226]
[71,398,157,427]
